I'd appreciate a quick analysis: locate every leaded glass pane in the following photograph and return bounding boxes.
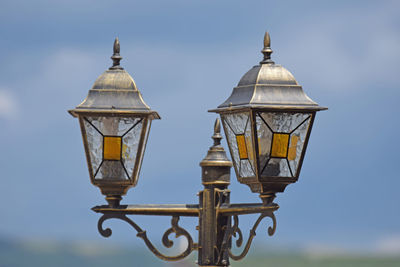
[221,112,255,178]
[133,119,151,182]
[223,113,249,134]
[259,113,310,133]
[256,114,273,172]
[222,118,240,174]
[288,117,311,175]
[240,159,254,177]
[83,116,144,180]
[96,160,128,179]
[256,112,312,178]
[83,119,103,174]
[122,120,143,178]
[261,158,291,177]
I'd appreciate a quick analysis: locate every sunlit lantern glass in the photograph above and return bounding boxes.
[103,136,122,160]
[256,112,312,178]
[222,112,312,179]
[82,116,144,180]
[221,112,255,178]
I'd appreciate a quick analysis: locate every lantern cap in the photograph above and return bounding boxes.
[69,38,160,119]
[210,31,327,113]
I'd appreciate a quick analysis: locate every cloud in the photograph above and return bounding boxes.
[0,88,19,120]
[278,1,400,92]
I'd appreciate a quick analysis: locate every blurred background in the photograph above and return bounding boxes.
[0,0,399,266]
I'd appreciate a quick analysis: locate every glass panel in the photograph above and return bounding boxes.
[221,112,255,178]
[84,117,144,180]
[262,158,291,177]
[239,159,254,177]
[244,118,255,173]
[256,112,312,178]
[288,135,299,161]
[236,135,248,159]
[122,120,143,178]
[86,117,142,136]
[133,119,151,182]
[288,116,311,176]
[223,113,249,135]
[222,117,240,174]
[103,136,122,160]
[96,160,128,180]
[259,113,310,133]
[256,113,273,174]
[271,133,289,158]
[83,119,103,174]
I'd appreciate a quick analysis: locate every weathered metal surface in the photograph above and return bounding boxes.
[69,38,160,119]
[92,204,200,216]
[68,32,328,266]
[200,118,232,185]
[69,39,159,207]
[210,32,326,113]
[211,32,327,203]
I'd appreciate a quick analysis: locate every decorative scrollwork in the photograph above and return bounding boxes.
[221,211,276,261]
[98,214,197,261]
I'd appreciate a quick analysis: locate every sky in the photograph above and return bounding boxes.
[0,0,399,256]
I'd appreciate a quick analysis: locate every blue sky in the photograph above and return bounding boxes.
[0,0,399,255]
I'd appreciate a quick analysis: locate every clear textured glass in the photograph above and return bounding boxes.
[83,119,103,175]
[240,159,254,177]
[256,112,312,178]
[259,113,310,133]
[122,120,143,178]
[222,117,240,174]
[133,119,151,183]
[256,114,273,172]
[221,113,255,178]
[83,117,144,180]
[261,158,291,177]
[288,117,311,176]
[96,160,127,180]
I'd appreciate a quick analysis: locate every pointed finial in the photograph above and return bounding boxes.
[212,118,222,146]
[260,31,274,64]
[110,37,123,69]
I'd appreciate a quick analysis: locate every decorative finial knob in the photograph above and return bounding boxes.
[260,31,274,64]
[212,118,222,146]
[110,37,123,70]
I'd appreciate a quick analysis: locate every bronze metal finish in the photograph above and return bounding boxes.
[211,32,327,202]
[70,32,326,266]
[69,38,160,207]
[90,119,279,266]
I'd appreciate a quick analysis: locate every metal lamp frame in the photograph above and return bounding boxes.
[69,33,326,267]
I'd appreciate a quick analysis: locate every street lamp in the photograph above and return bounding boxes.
[69,32,326,266]
[210,32,327,205]
[69,38,160,207]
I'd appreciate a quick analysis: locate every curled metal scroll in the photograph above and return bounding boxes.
[224,211,276,261]
[98,214,197,261]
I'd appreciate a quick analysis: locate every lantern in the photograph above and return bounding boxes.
[210,32,326,204]
[69,38,160,207]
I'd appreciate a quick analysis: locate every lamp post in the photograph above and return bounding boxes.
[69,32,326,266]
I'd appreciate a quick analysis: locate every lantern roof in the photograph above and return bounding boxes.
[69,38,160,119]
[210,32,327,113]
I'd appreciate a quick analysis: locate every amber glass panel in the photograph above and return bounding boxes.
[221,112,255,178]
[103,136,122,160]
[287,135,299,160]
[236,135,248,159]
[271,133,289,158]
